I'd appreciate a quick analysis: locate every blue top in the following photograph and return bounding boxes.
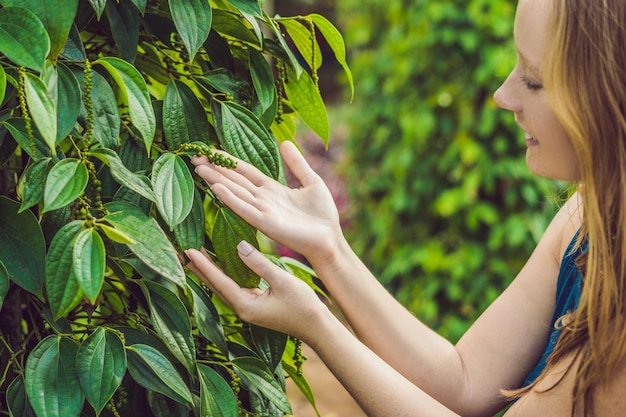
[522,230,587,386]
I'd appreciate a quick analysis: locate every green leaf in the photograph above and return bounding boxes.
[284,66,329,145]
[45,220,83,320]
[0,196,45,298]
[0,65,6,105]
[174,188,205,251]
[0,260,8,311]
[0,7,50,72]
[187,277,228,355]
[151,153,194,229]
[17,157,52,213]
[3,117,52,160]
[231,356,292,414]
[283,362,321,417]
[162,80,211,149]
[212,206,260,288]
[263,15,302,79]
[60,23,86,61]
[2,0,78,61]
[251,325,287,371]
[82,70,120,149]
[96,223,136,245]
[77,328,127,416]
[105,0,139,63]
[25,335,85,417]
[279,19,322,72]
[197,364,238,417]
[142,280,195,374]
[88,0,107,20]
[55,63,81,142]
[43,158,89,213]
[249,48,276,113]
[211,9,259,46]
[72,228,106,304]
[226,0,262,16]
[94,57,156,153]
[90,148,156,202]
[126,344,193,406]
[24,72,57,154]
[169,0,211,61]
[216,100,281,181]
[6,375,36,417]
[310,14,354,100]
[104,201,186,287]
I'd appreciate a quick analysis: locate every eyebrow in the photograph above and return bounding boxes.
[517,48,542,78]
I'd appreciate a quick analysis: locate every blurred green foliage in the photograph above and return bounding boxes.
[336,0,566,341]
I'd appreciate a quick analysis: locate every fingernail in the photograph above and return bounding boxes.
[237,240,254,256]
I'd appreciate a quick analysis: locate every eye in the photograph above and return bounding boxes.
[521,74,543,91]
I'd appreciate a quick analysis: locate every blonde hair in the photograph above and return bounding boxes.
[515,1,626,415]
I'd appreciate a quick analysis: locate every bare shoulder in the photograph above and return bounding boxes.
[503,353,626,416]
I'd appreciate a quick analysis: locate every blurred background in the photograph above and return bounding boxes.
[274,0,566,415]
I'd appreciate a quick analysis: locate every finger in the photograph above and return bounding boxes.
[280,141,321,187]
[236,240,289,289]
[185,249,257,307]
[195,164,257,205]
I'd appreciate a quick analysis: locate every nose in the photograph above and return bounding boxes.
[493,73,521,113]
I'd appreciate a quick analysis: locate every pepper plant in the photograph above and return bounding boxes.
[0,1,352,416]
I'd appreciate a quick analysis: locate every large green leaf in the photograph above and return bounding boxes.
[94,57,155,153]
[251,325,287,371]
[249,48,276,113]
[105,0,139,63]
[6,375,36,417]
[310,13,354,100]
[284,66,329,145]
[72,228,106,304]
[90,148,156,202]
[231,356,292,414]
[17,157,52,213]
[3,117,52,160]
[162,79,211,149]
[0,7,50,72]
[169,0,211,60]
[187,276,228,355]
[76,328,127,416]
[126,344,193,406]
[0,260,8,311]
[45,220,83,320]
[25,335,85,417]
[279,19,322,72]
[212,206,260,288]
[142,280,195,374]
[151,153,194,230]
[24,72,57,154]
[104,201,186,287]
[0,196,45,298]
[197,364,238,417]
[2,0,78,61]
[43,158,88,213]
[55,63,81,142]
[215,100,281,181]
[82,70,121,149]
[173,188,205,251]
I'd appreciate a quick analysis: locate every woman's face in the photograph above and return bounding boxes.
[493,0,581,181]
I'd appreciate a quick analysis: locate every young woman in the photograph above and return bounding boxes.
[186,0,626,415]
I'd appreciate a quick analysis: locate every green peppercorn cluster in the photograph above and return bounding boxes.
[291,336,305,377]
[179,143,237,169]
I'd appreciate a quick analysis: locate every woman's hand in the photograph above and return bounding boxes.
[185,241,328,341]
[192,141,343,265]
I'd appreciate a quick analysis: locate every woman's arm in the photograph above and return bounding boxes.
[186,242,459,417]
[192,144,582,416]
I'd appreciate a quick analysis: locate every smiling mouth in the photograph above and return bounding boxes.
[524,132,539,146]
